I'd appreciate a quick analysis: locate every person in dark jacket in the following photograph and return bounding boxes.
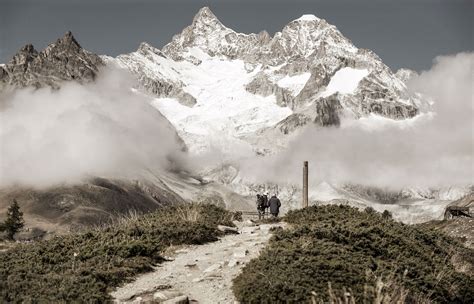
[262,192,269,214]
[268,194,281,217]
[256,194,266,219]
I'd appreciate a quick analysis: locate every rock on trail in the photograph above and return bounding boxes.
[111,221,284,303]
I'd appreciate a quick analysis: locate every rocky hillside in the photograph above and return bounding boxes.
[0,31,103,90]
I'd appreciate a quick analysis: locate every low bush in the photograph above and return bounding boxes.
[233,205,473,303]
[0,204,234,303]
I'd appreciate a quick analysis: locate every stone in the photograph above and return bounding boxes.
[175,249,189,254]
[203,263,222,273]
[241,226,260,234]
[184,263,197,268]
[155,284,173,290]
[228,258,240,267]
[243,220,256,227]
[217,225,239,233]
[153,290,183,301]
[162,295,189,304]
[233,248,248,258]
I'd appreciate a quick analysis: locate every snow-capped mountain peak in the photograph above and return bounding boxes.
[106,7,422,154]
[137,42,162,55]
[295,14,320,22]
[277,14,357,59]
[191,6,226,31]
[163,7,257,60]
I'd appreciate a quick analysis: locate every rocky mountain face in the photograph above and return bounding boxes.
[106,7,422,154]
[0,31,103,90]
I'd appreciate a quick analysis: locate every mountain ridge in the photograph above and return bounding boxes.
[0,7,426,161]
[105,7,421,154]
[0,31,103,90]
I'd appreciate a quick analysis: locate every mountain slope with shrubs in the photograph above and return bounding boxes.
[233,205,473,303]
[0,204,235,303]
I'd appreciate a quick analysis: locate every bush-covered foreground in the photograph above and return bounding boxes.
[0,204,235,303]
[233,205,474,303]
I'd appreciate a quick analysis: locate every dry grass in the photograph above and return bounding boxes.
[176,204,202,222]
[310,276,431,304]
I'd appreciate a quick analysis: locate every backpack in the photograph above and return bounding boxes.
[257,195,266,210]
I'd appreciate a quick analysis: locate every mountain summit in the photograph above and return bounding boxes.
[109,7,420,153]
[0,31,103,89]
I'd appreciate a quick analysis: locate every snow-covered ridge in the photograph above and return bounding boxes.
[106,6,423,154]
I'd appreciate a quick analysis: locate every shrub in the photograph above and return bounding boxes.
[382,209,392,219]
[0,203,234,303]
[233,205,473,303]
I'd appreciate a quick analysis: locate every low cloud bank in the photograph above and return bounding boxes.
[0,67,184,187]
[1,53,472,191]
[239,52,473,190]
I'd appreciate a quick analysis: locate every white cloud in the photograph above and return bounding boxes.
[238,52,474,190]
[0,67,185,187]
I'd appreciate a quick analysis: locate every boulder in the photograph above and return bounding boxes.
[162,295,189,304]
[241,226,260,234]
[203,263,222,273]
[233,248,249,258]
[228,258,240,267]
[217,225,239,234]
[153,290,183,301]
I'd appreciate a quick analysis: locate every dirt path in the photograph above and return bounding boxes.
[111,221,284,303]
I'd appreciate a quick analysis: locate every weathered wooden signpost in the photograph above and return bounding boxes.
[303,161,309,208]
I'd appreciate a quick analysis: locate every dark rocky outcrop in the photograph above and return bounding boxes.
[135,73,197,107]
[362,100,418,119]
[245,72,295,108]
[314,94,344,126]
[0,31,104,90]
[276,113,311,134]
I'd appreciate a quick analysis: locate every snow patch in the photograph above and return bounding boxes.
[276,73,311,96]
[295,14,320,22]
[320,67,369,97]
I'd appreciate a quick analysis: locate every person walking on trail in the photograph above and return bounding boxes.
[268,194,281,218]
[256,194,266,220]
[262,192,269,214]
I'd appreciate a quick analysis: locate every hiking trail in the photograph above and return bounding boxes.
[111,220,285,303]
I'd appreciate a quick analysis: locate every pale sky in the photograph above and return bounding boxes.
[1,0,472,71]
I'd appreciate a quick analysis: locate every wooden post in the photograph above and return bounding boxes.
[303,161,309,208]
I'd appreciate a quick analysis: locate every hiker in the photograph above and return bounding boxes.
[256,194,266,219]
[262,192,269,214]
[268,194,281,218]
